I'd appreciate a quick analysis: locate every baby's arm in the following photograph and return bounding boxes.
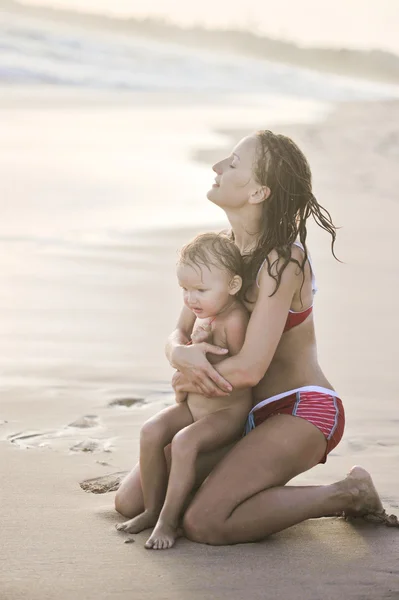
[175,390,188,403]
[190,322,213,345]
[175,322,212,403]
[165,305,196,366]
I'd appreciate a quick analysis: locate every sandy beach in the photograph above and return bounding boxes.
[1,95,399,599]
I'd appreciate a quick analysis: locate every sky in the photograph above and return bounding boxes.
[19,0,399,54]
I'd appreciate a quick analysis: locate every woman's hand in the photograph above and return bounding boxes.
[171,343,233,397]
[172,370,230,398]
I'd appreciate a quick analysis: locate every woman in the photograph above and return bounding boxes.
[115,130,384,545]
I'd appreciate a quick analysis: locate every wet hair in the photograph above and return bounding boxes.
[236,130,338,300]
[178,232,244,296]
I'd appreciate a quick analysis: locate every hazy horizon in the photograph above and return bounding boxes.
[16,0,399,54]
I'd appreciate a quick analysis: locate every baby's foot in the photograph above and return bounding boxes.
[145,520,179,550]
[116,510,158,534]
[343,466,384,517]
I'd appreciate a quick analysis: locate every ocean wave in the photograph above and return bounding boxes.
[1,2,399,99]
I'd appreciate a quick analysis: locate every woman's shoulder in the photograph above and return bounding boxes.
[290,242,317,294]
[256,243,306,287]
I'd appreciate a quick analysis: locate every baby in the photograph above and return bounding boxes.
[116,232,251,549]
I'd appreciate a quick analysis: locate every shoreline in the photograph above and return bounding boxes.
[4,2,399,86]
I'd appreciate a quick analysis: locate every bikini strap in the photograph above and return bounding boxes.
[292,241,317,294]
[256,243,317,293]
[255,258,267,288]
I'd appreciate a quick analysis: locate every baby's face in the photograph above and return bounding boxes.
[177,262,234,319]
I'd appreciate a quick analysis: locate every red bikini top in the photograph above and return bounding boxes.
[283,305,313,332]
[256,243,317,333]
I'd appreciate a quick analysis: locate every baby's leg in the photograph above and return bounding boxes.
[116,403,193,534]
[115,444,235,518]
[145,408,245,549]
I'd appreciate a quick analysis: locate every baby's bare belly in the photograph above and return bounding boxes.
[187,389,252,423]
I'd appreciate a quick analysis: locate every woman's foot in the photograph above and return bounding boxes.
[145,519,179,550]
[343,466,384,517]
[341,466,399,526]
[116,510,158,534]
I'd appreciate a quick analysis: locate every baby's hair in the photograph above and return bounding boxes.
[178,232,244,282]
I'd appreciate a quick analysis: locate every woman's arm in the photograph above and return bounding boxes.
[212,251,301,389]
[166,304,232,396]
[172,306,250,399]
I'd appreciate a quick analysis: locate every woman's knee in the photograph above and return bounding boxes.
[114,466,144,519]
[183,503,227,545]
[114,489,135,518]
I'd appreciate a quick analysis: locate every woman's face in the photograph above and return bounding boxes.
[207,135,261,210]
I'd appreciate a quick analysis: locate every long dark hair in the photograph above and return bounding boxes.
[237,130,338,300]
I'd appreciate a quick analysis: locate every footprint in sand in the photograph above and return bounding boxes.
[7,415,114,453]
[79,471,129,494]
[8,430,52,446]
[70,439,113,453]
[68,415,99,428]
[108,397,146,408]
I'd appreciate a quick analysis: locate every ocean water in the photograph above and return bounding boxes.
[2,3,399,242]
[1,6,399,98]
[0,96,332,245]
[18,0,399,57]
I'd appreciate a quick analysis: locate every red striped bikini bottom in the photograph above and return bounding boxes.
[244,386,345,464]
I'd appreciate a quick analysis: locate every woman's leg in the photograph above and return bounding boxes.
[183,414,384,545]
[145,408,246,550]
[114,461,146,519]
[116,403,193,533]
